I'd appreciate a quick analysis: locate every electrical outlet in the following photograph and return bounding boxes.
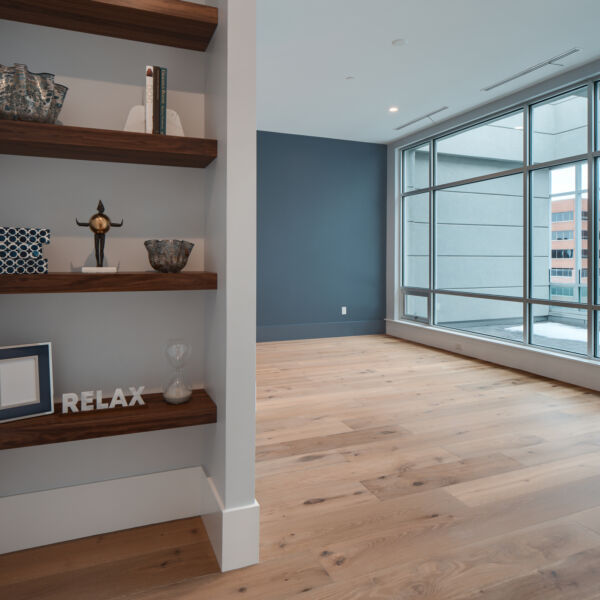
[341,306,347,316]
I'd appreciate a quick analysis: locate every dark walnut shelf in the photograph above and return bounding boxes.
[0,389,217,450]
[0,271,218,294]
[0,0,218,51]
[0,120,218,168]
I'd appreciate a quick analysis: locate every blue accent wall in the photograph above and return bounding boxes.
[257,131,387,342]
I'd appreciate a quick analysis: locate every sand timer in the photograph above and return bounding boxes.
[163,339,192,404]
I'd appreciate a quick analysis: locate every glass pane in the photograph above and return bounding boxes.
[435,294,523,342]
[597,159,600,304]
[403,192,429,288]
[531,304,588,355]
[597,312,600,358]
[403,143,429,192]
[436,112,523,185]
[597,82,600,151]
[436,174,523,297]
[531,87,587,164]
[531,161,587,302]
[404,294,428,322]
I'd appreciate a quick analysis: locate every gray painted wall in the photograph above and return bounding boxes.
[257,131,387,341]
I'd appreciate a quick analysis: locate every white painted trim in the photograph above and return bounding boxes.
[386,319,600,391]
[203,476,260,572]
[0,466,216,555]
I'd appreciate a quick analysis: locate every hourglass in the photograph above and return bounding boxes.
[163,339,192,404]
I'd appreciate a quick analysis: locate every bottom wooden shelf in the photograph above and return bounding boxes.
[0,389,217,450]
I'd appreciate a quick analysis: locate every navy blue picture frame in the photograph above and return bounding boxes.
[0,343,53,423]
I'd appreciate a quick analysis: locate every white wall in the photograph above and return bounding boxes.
[200,0,259,569]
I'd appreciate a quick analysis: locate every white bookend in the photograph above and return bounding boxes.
[145,66,154,134]
[124,105,185,136]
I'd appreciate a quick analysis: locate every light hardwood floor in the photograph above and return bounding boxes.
[3,334,600,599]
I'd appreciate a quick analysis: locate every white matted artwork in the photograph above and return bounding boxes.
[0,343,53,422]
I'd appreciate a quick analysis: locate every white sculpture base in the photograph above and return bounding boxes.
[124,105,185,137]
[82,267,118,273]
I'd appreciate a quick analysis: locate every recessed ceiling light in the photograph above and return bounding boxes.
[389,107,399,113]
[514,125,524,130]
[392,38,406,46]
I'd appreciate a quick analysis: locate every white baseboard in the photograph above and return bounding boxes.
[0,466,216,555]
[0,466,260,573]
[387,319,600,392]
[203,477,260,572]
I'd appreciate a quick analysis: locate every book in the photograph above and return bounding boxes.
[145,66,153,134]
[159,67,167,135]
[152,65,160,134]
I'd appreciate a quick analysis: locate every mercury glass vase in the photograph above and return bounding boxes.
[144,239,194,273]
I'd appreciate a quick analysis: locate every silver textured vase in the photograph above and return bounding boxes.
[0,63,68,123]
[144,240,194,273]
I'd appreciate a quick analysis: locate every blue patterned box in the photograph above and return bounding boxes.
[0,227,51,245]
[0,227,51,264]
[0,241,43,259]
[0,257,48,274]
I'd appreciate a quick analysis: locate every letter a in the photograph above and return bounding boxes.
[109,388,128,409]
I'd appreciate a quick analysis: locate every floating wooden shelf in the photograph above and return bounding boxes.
[0,0,218,51]
[0,121,217,168]
[0,389,217,450]
[0,271,217,294]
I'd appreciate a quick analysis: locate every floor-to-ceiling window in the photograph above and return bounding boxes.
[398,80,600,359]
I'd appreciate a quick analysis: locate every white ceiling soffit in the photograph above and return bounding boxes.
[256,0,600,144]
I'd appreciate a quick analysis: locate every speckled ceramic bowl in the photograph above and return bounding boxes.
[0,63,68,123]
[144,240,194,273]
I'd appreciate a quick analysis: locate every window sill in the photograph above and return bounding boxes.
[386,318,600,392]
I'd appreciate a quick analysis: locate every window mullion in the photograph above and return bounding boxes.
[524,104,531,345]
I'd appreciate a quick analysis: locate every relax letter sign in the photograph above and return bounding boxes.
[62,386,145,413]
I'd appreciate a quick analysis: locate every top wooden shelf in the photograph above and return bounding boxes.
[0,0,218,51]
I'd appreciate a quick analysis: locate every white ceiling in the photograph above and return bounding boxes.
[257,0,600,144]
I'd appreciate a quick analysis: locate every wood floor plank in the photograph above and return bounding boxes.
[0,539,219,600]
[255,451,347,479]
[255,424,410,462]
[365,519,600,600]
[0,517,213,587]
[502,432,600,467]
[316,473,600,582]
[443,432,545,459]
[259,488,469,561]
[258,478,378,523]
[361,453,522,501]
[571,505,600,535]
[455,546,600,600]
[256,417,353,445]
[446,452,600,507]
[257,443,459,492]
[120,552,332,600]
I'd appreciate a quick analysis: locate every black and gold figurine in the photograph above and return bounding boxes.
[76,201,123,268]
